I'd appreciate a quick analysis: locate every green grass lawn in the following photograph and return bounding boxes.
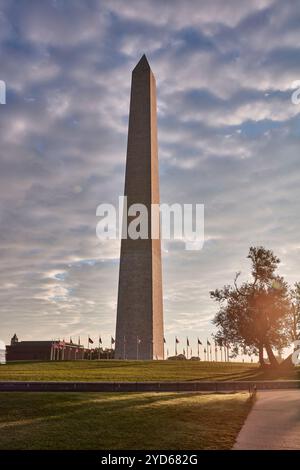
[0,360,299,382]
[0,392,252,450]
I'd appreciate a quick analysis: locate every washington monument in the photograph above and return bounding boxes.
[115,55,164,360]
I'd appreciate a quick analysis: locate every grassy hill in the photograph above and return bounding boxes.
[1,361,297,450]
[0,360,299,382]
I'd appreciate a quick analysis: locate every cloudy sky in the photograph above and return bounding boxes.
[0,0,300,354]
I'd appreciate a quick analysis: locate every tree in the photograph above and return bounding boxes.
[289,282,300,341]
[211,247,291,368]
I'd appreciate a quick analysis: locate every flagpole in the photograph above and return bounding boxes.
[175,337,177,356]
[136,336,139,360]
[123,335,126,360]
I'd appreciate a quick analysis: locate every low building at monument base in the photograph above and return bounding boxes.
[6,334,84,361]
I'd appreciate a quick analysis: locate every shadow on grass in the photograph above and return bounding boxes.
[0,391,252,450]
[187,367,300,382]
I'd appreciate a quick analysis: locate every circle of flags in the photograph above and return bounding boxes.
[55,334,250,362]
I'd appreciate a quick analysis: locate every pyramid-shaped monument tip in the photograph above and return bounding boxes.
[133,54,151,73]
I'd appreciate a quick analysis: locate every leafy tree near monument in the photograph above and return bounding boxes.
[289,282,300,341]
[211,246,292,368]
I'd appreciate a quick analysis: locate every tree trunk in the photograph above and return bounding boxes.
[258,343,265,367]
[264,342,279,368]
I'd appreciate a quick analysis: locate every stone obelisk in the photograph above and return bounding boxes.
[115,55,164,360]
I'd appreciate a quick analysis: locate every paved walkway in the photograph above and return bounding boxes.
[234,390,300,449]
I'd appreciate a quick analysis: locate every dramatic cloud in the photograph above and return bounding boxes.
[0,0,300,356]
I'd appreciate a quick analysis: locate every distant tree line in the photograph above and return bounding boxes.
[84,348,115,360]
